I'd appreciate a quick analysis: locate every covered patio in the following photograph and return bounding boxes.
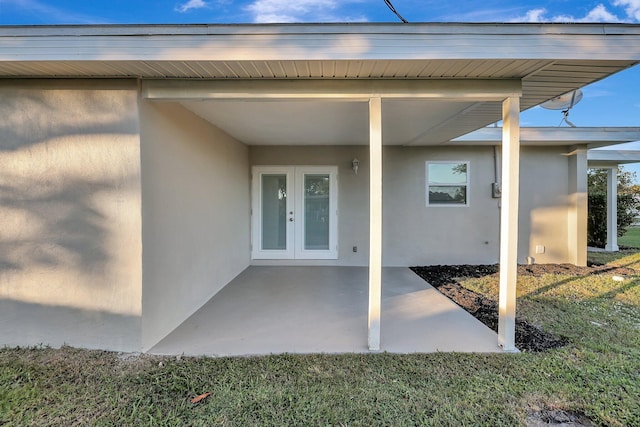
[150,267,500,356]
[143,78,524,353]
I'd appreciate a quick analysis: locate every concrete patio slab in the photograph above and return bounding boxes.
[149,267,501,356]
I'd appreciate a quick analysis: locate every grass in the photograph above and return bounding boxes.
[2,254,639,426]
[585,248,640,268]
[619,226,640,248]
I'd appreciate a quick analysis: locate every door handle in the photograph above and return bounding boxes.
[289,217,294,222]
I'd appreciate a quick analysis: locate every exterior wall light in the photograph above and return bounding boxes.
[352,158,360,175]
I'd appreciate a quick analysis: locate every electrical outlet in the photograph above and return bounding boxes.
[353,246,358,253]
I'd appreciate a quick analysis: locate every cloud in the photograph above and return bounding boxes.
[245,0,366,23]
[175,0,209,13]
[511,4,626,23]
[613,0,640,20]
[515,8,547,22]
[581,4,621,21]
[564,4,621,22]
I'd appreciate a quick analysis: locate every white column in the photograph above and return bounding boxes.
[498,96,520,352]
[568,147,588,266]
[605,167,619,252]
[368,96,383,351]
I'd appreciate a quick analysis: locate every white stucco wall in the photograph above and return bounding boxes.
[518,146,573,264]
[140,101,250,350]
[0,80,142,351]
[389,145,580,265]
[251,145,581,267]
[384,146,502,266]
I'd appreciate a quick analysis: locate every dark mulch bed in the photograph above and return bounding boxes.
[409,263,633,352]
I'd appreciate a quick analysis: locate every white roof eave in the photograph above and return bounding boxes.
[453,127,640,147]
[1,22,640,62]
[588,150,640,167]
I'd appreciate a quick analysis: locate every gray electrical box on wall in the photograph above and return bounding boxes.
[492,182,502,198]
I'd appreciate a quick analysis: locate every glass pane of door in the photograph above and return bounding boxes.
[303,174,330,250]
[261,174,287,250]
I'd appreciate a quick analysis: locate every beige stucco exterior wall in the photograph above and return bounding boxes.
[140,101,250,350]
[383,146,502,265]
[518,146,572,264]
[252,145,582,267]
[391,145,578,265]
[0,80,142,351]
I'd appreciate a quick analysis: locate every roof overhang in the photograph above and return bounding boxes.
[454,127,640,148]
[1,23,639,145]
[588,150,640,168]
[143,78,522,145]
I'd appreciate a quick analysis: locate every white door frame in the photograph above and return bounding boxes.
[251,166,294,259]
[252,166,338,260]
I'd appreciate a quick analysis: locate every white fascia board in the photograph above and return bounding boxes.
[141,78,522,101]
[2,22,640,37]
[588,150,640,167]
[1,23,640,62]
[454,127,640,146]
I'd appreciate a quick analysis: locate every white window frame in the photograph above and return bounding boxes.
[425,160,470,207]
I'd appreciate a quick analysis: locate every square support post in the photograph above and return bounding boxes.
[568,147,588,266]
[498,96,520,352]
[368,96,382,351]
[605,167,619,252]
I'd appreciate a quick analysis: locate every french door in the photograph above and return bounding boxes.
[252,166,338,259]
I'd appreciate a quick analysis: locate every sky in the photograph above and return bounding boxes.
[1,0,639,171]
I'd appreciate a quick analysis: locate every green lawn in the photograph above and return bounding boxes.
[620,226,640,248]
[586,247,640,267]
[1,255,639,426]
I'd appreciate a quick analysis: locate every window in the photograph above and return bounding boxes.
[426,161,469,206]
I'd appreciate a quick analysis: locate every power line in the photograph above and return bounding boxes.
[384,0,408,23]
